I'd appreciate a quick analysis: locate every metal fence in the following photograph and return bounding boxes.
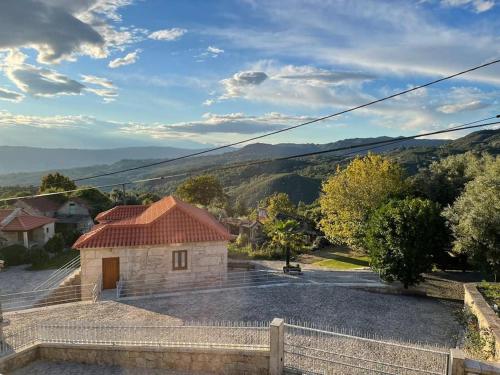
[117,269,301,298]
[284,323,450,375]
[0,281,99,312]
[33,255,80,291]
[0,321,269,357]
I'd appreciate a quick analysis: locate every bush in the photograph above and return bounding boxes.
[235,233,249,247]
[0,244,29,266]
[44,233,65,254]
[28,246,50,267]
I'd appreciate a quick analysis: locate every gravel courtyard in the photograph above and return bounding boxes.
[5,283,461,347]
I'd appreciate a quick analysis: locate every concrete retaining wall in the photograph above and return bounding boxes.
[0,344,269,374]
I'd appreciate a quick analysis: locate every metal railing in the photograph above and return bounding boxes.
[284,322,450,375]
[117,269,300,298]
[33,254,80,291]
[0,321,270,357]
[0,283,96,312]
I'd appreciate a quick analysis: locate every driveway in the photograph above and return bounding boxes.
[0,265,54,294]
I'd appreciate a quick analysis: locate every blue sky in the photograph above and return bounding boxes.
[0,0,499,149]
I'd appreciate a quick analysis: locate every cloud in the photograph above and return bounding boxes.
[441,0,495,12]
[0,0,138,65]
[207,1,500,85]
[0,87,24,102]
[148,28,187,41]
[220,71,269,98]
[207,46,224,56]
[5,63,85,97]
[81,74,115,89]
[217,63,372,107]
[0,110,96,129]
[108,49,140,68]
[120,112,314,139]
[437,100,488,113]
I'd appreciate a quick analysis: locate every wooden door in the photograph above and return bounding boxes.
[102,257,120,289]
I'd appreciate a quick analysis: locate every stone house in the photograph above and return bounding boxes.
[73,196,231,291]
[0,208,55,248]
[221,218,264,244]
[15,197,94,233]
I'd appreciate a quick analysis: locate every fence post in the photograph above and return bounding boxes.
[448,348,465,375]
[270,318,284,375]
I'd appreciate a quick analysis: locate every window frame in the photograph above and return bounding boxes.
[172,250,188,271]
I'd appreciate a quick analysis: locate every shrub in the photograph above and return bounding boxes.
[0,244,29,266]
[29,246,50,267]
[235,233,249,247]
[44,233,65,254]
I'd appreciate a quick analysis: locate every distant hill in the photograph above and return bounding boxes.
[0,129,497,207]
[0,145,231,174]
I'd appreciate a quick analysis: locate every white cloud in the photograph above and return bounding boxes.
[0,0,138,65]
[441,0,495,12]
[119,112,315,139]
[207,1,500,85]
[148,28,187,41]
[0,87,24,102]
[108,49,140,68]
[0,110,95,129]
[207,46,224,57]
[81,74,115,89]
[437,100,487,113]
[220,71,269,99]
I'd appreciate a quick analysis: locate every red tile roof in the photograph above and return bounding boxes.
[95,205,148,223]
[17,197,61,212]
[74,196,231,249]
[0,209,55,231]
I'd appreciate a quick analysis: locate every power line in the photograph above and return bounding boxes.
[73,59,500,182]
[1,118,497,203]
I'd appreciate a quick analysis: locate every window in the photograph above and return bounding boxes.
[172,250,188,270]
[46,227,49,234]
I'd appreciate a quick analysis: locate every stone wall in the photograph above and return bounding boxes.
[464,283,500,360]
[0,344,269,374]
[449,349,500,375]
[80,241,227,296]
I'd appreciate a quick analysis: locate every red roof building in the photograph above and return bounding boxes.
[75,196,231,291]
[0,208,56,248]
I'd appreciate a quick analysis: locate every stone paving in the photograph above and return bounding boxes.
[0,266,54,294]
[10,360,210,375]
[5,281,461,347]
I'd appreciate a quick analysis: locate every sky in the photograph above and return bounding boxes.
[0,0,499,149]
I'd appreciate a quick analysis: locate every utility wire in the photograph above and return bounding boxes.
[73,59,500,182]
[1,118,497,203]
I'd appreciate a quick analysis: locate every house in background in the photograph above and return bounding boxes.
[221,217,265,244]
[73,196,231,291]
[0,208,55,248]
[15,197,94,233]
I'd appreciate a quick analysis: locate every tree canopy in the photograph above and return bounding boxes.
[443,157,500,279]
[365,198,447,288]
[263,192,296,219]
[266,219,306,256]
[40,173,76,192]
[175,175,226,207]
[319,153,407,247]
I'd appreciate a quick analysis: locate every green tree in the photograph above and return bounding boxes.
[40,173,76,192]
[72,188,112,216]
[267,220,306,258]
[44,233,65,254]
[411,152,492,206]
[138,192,161,205]
[443,159,500,280]
[175,175,225,207]
[319,153,407,248]
[263,192,296,219]
[365,198,447,288]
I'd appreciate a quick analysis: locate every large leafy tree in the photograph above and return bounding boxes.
[40,172,76,192]
[264,192,296,219]
[319,153,407,247]
[411,152,492,206]
[443,159,500,280]
[175,175,226,207]
[366,198,447,288]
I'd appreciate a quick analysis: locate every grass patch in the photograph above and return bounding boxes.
[300,246,370,270]
[28,250,79,270]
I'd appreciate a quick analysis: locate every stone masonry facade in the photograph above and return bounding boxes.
[80,241,228,295]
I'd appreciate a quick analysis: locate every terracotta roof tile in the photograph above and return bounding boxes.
[74,196,231,249]
[17,197,61,212]
[0,209,55,231]
[95,205,148,223]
